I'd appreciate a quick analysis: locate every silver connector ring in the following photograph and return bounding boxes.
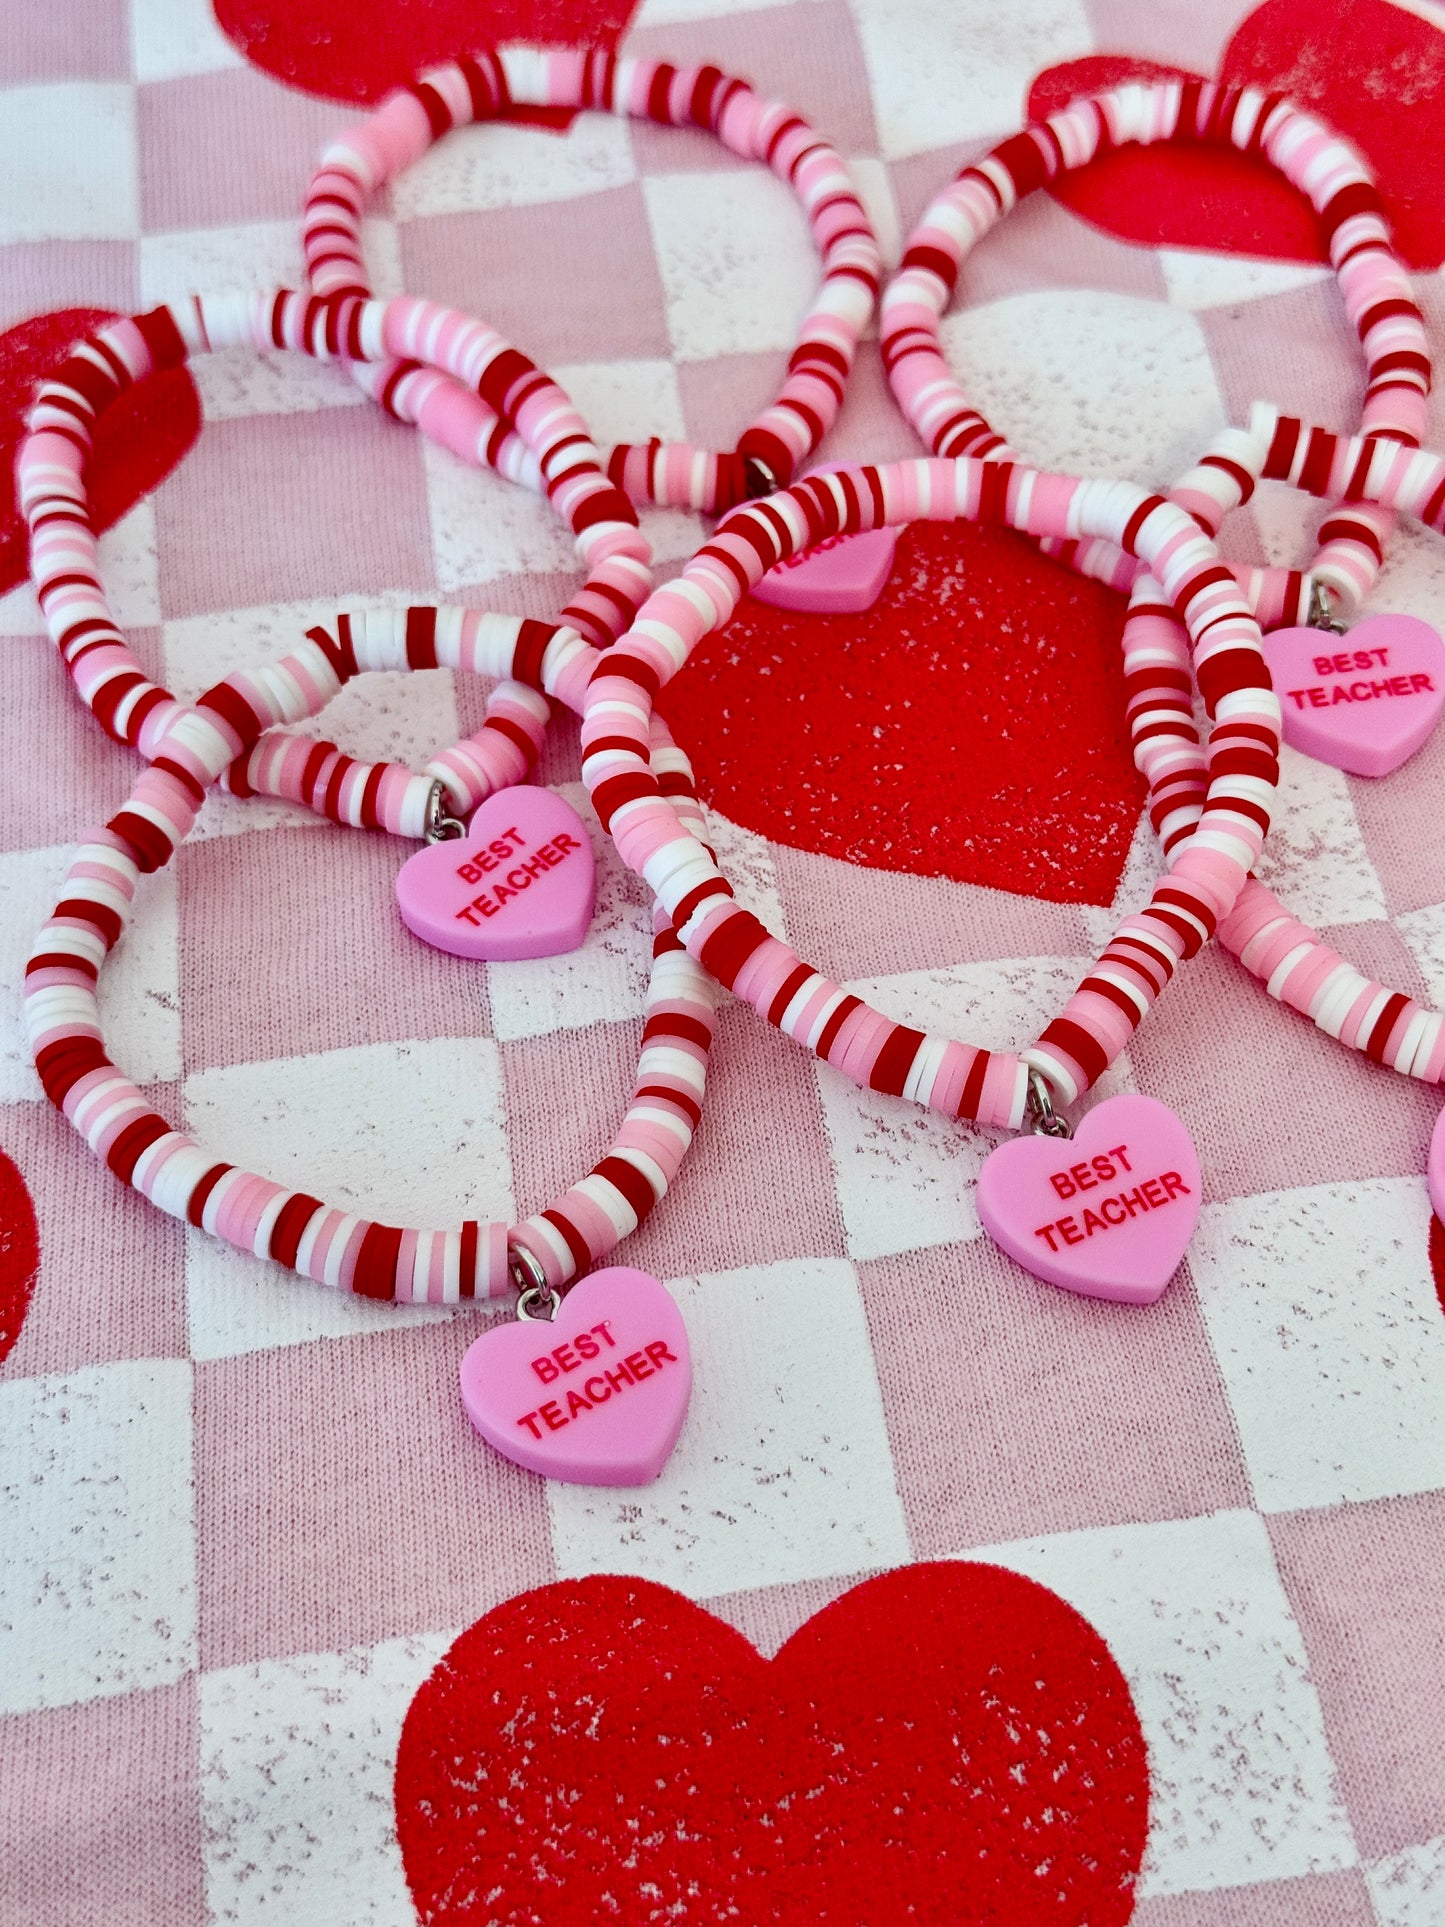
[509,1241,560,1321]
[423,778,466,845]
[1025,1068,1073,1140]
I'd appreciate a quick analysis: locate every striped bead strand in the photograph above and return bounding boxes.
[306,44,880,510]
[27,624,720,1300]
[1154,408,1445,1081]
[581,458,1279,1122]
[18,292,650,829]
[882,79,1429,619]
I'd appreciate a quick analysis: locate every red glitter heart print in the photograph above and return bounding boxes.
[0,1147,41,1367]
[394,1564,1150,1925]
[665,520,1144,905]
[0,308,199,598]
[213,0,641,106]
[1029,0,1445,271]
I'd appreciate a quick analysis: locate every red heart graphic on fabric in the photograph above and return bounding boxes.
[0,1147,41,1368]
[0,308,200,599]
[1429,1211,1445,1321]
[212,0,642,108]
[394,1563,1150,1923]
[666,520,1143,905]
[1028,0,1445,271]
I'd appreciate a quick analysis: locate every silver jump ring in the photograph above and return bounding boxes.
[510,1241,560,1322]
[423,778,466,845]
[1025,1068,1073,1140]
[1307,578,1347,636]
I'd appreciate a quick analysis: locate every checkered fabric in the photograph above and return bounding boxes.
[3,0,1445,1920]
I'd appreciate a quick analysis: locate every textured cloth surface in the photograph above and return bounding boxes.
[3,0,1445,1921]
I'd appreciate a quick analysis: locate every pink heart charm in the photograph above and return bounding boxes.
[459,1267,691,1485]
[750,465,898,614]
[1264,612,1445,777]
[396,785,596,961]
[975,1094,1201,1306]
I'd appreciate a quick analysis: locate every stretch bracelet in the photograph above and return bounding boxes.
[578,459,1281,1304]
[881,79,1430,621]
[305,44,881,509]
[1126,410,1445,1083]
[582,459,1278,1119]
[25,616,718,1302]
[19,293,655,831]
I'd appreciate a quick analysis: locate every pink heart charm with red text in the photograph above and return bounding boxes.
[750,465,897,614]
[976,1094,1200,1305]
[459,1267,691,1485]
[1264,613,1445,777]
[396,785,596,961]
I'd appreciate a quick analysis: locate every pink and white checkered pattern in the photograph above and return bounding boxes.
[3,0,1445,1920]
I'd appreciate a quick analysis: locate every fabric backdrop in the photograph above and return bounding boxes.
[2,0,1445,1920]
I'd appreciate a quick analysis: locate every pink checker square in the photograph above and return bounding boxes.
[0,1094,188,1382]
[399,187,669,367]
[1348,720,1445,914]
[627,1,881,171]
[1082,0,1262,72]
[139,69,350,231]
[888,148,1170,307]
[772,838,1094,980]
[1268,1490,1445,1858]
[0,0,127,82]
[857,1238,1250,1554]
[501,1000,848,1282]
[0,636,141,850]
[1201,281,1366,437]
[701,1567,879,1657]
[0,239,136,331]
[1127,940,1437,1204]
[0,1681,204,1927]
[1132,1869,1378,1926]
[193,1321,556,1670]
[176,822,493,1074]
[152,407,436,621]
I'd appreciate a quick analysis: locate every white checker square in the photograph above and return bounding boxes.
[635,0,829,20]
[815,954,1133,1262]
[553,357,707,563]
[939,291,1227,490]
[853,0,1094,159]
[139,217,401,307]
[1188,1177,1445,1512]
[0,500,161,637]
[643,169,822,362]
[1160,251,1332,311]
[469,782,651,1045]
[0,1360,197,1716]
[547,1258,912,1595]
[183,1038,515,1354]
[200,1632,451,1925]
[188,349,368,424]
[132,0,246,82]
[185,1231,458,1363]
[961,1510,1357,1897]
[1368,1837,1445,1926]
[0,83,137,243]
[1359,514,1445,636]
[182,1038,516,1229]
[849,154,903,278]
[0,841,180,1105]
[1251,743,1386,929]
[422,438,575,590]
[391,115,635,222]
[1396,898,1445,1006]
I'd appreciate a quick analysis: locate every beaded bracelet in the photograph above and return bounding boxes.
[304,45,881,510]
[1122,409,1445,1079]
[580,459,1280,1304]
[19,292,655,843]
[881,79,1430,623]
[26,609,716,1481]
